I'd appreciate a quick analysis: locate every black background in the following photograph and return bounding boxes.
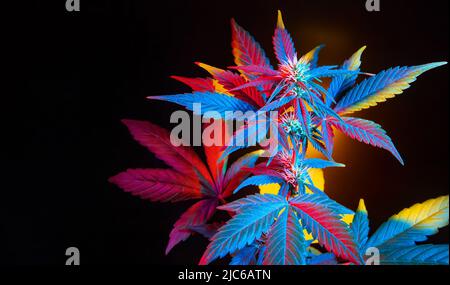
[1,0,448,267]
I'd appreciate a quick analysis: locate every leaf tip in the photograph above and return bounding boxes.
[108,174,119,185]
[165,239,177,256]
[276,10,285,29]
[357,199,367,214]
[146,95,164,100]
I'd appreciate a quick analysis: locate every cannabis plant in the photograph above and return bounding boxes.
[110,11,448,265]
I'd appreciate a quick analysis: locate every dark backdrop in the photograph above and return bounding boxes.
[1,0,448,265]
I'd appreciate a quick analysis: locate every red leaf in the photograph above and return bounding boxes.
[214,70,265,107]
[229,65,278,76]
[272,11,297,64]
[330,116,403,165]
[171,76,215,92]
[231,19,272,69]
[166,199,218,254]
[290,196,363,265]
[122,119,214,186]
[203,120,230,192]
[109,169,202,202]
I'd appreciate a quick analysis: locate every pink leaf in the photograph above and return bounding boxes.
[290,195,363,265]
[203,120,230,192]
[273,11,297,64]
[166,199,218,254]
[330,117,403,165]
[229,65,279,77]
[171,76,215,92]
[109,169,202,202]
[122,119,214,185]
[213,70,265,107]
[231,19,272,69]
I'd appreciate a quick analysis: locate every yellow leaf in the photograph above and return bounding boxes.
[391,195,448,232]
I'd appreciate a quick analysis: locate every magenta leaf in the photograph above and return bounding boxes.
[109,169,202,202]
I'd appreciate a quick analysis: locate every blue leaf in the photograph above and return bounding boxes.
[289,194,362,264]
[307,94,344,123]
[302,44,325,69]
[260,95,296,112]
[150,92,256,119]
[299,188,354,216]
[233,175,283,194]
[366,196,448,250]
[351,199,370,250]
[200,195,287,264]
[219,194,286,213]
[327,46,366,106]
[302,158,345,169]
[273,11,297,64]
[380,244,449,265]
[308,66,357,79]
[230,244,259,265]
[221,117,271,160]
[327,75,346,106]
[263,207,308,265]
[308,252,339,265]
[334,62,447,115]
[331,117,404,165]
[256,246,267,265]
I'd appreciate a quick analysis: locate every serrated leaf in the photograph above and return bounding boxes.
[171,76,215,92]
[219,194,286,213]
[231,19,272,74]
[199,196,287,264]
[120,119,214,187]
[334,62,447,115]
[308,66,357,79]
[149,92,256,119]
[351,199,370,250]
[366,195,449,249]
[109,169,202,202]
[263,207,308,265]
[273,10,296,64]
[290,194,362,264]
[327,46,366,105]
[330,116,404,165]
[302,158,345,169]
[380,244,449,265]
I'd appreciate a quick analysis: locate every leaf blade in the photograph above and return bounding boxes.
[199,196,287,264]
[330,117,404,165]
[290,194,362,264]
[335,62,447,115]
[367,195,449,249]
[109,169,202,202]
[263,207,308,265]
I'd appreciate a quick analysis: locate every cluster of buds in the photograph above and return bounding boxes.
[278,58,311,84]
[276,150,309,193]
